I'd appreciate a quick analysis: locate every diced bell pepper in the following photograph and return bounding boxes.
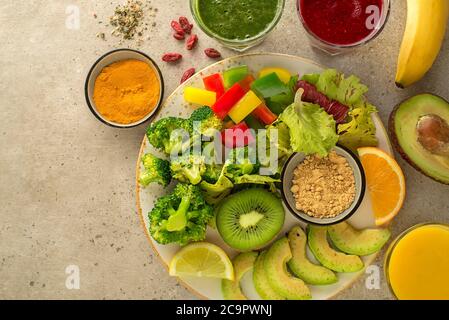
[223,120,235,129]
[211,83,246,120]
[221,122,255,148]
[203,73,225,99]
[259,67,292,84]
[251,72,289,98]
[223,65,249,89]
[265,99,285,115]
[228,90,263,124]
[245,114,265,130]
[252,103,278,125]
[184,87,216,107]
[239,74,255,92]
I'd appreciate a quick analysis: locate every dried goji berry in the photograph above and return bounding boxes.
[204,48,222,59]
[186,34,198,50]
[180,68,196,84]
[162,53,182,63]
[173,32,185,40]
[170,20,185,35]
[179,16,193,34]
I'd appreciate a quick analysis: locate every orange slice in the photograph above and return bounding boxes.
[358,147,406,226]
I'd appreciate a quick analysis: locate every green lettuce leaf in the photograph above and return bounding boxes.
[279,91,338,157]
[301,69,378,150]
[338,103,378,152]
[266,122,292,158]
[301,73,320,85]
[303,69,368,106]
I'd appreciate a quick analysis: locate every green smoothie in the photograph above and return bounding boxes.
[196,0,281,41]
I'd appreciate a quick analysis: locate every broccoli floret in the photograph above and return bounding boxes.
[139,153,172,187]
[170,154,206,185]
[148,183,214,246]
[223,147,260,181]
[201,139,224,184]
[190,106,223,137]
[202,164,223,184]
[200,173,234,205]
[146,117,192,155]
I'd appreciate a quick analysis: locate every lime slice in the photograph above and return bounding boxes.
[169,242,234,280]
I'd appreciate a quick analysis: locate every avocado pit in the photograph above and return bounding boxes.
[416,114,449,156]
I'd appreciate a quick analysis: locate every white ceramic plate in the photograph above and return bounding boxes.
[136,53,393,300]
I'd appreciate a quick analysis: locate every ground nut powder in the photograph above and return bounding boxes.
[291,151,356,219]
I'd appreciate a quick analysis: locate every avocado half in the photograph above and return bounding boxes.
[389,94,449,184]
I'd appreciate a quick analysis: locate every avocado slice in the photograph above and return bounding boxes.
[264,237,311,300]
[287,226,338,285]
[253,251,286,300]
[222,252,258,300]
[328,222,391,256]
[389,93,449,184]
[307,226,364,273]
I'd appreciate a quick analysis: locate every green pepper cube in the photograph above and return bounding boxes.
[265,99,285,115]
[251,72,290,98]
[245,114,265,130]
[223,65,249,89]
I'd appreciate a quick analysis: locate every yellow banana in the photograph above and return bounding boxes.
[396,0,449,88]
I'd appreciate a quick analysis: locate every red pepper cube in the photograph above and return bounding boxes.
[239,74,256,92]
[221,122,255,148]
[252,103,278,125]
[203,73,226,99]
[211,83,246,120]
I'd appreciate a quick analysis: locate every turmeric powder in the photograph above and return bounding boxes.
[93,59,160,124]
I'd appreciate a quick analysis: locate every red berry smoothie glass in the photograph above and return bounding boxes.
[297,0,391,55]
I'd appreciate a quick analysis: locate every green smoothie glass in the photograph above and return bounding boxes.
[190,0,285,52]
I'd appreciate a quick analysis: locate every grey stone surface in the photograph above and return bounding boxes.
[0,0,448,300]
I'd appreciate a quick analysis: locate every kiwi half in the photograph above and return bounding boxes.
[216,189,285,251]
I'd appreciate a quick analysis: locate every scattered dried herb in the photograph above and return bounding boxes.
[110,0,145,40]
[95,0,157,44]
[96,32,106,40]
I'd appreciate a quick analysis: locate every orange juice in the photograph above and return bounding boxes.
[386,224,449,300]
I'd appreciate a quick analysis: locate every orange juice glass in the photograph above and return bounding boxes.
[385,223,449,300]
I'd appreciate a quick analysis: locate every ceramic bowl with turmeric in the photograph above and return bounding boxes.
[85,49,164,128]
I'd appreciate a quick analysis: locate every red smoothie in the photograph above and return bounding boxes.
[298,0,384,45]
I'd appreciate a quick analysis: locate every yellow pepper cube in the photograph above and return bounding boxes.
[228,90,263,124]
[259,67,292,84]
[184,87,216,107]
